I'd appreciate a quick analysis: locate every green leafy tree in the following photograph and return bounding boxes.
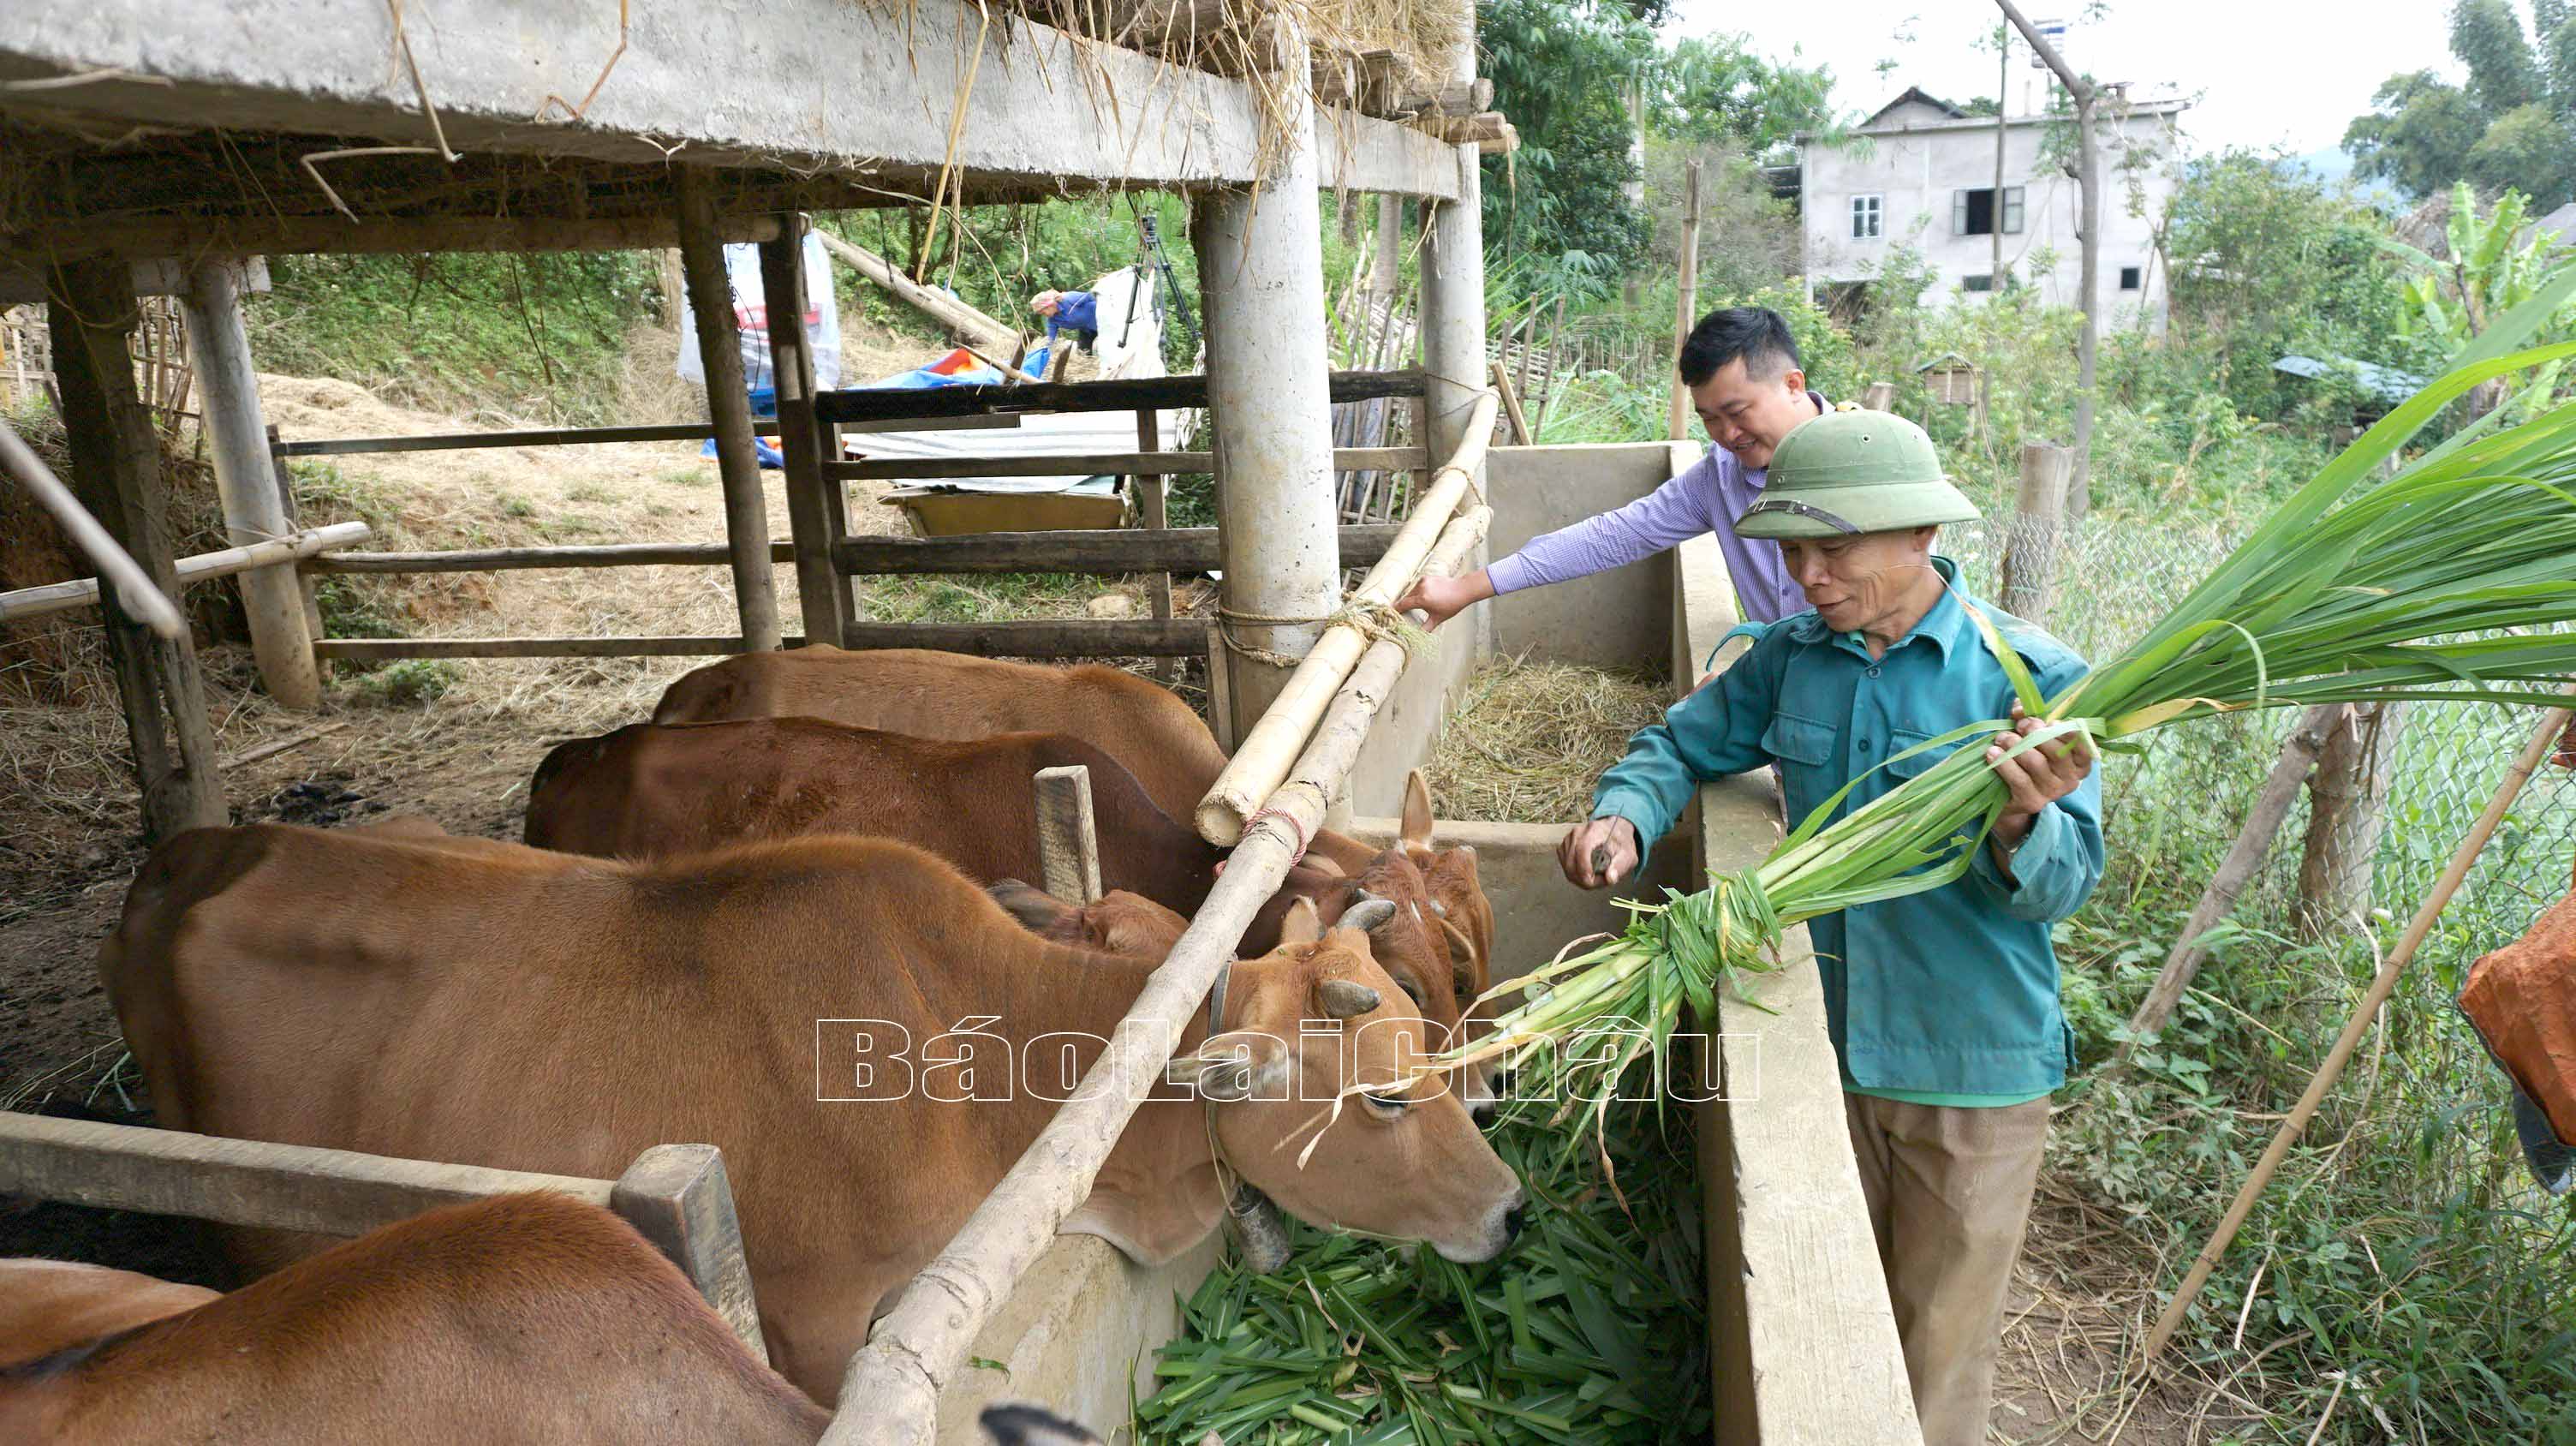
[1479,0,1658,299]
[2383,182,2576,415]
[2345,1,2576,202]
[1653,33,1839,160]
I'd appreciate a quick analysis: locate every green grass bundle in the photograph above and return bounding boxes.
[1443,308,2576,1129]
[1133,1066,1708,1446]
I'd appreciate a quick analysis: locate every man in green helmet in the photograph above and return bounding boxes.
[1556,409,2105,1446]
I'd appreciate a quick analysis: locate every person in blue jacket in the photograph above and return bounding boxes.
[1558,409,2104,1446]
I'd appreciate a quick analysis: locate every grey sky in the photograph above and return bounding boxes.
[1657,0,2470,158]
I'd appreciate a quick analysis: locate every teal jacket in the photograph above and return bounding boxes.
[1592,557,2104,1097]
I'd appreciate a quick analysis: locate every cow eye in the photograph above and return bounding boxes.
[1360,1088,1412,1119]
[1396,977,1424,1005]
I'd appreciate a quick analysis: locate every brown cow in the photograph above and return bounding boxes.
[649,646,1498,986]
[0,1193,829,1443]
[531,720,1285,947]
[523,718,1482,1049]
[100,826,1522,1406]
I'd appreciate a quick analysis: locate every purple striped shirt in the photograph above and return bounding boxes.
[1486,392,1826,624]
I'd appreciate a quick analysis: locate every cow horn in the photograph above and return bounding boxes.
[1317,978,1380,1019]
[1428,899,1446,917]
[1342,897,1398,934]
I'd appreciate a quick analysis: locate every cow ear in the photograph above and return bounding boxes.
[1401,770,1434,850]
[1165,1031,1287,1102]
[1278,896,1326,947]
[989,880,1074,938]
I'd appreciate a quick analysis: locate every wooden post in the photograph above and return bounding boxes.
[1032,764,1104,905]
[674,169,783,652]
[180,258,320,708]
[759,223,851,650]
[2120,702,2346,1050]
[49,260,226,842]
[2142,690,2576,1363]
[1192,13,1342,741]
[1666,158,1703,442]
[2296,700,2407,940]
[611,1144,768,1365]
[265,424,329,646]
[1859,381,1896,411]
[1998,440,2071,623]
[1136,408,1176,683]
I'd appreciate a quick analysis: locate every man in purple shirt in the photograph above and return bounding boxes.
[1397,307,1826,630]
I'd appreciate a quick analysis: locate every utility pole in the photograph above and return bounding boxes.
[1997,0,2098,517]
[1992,25,2009,293]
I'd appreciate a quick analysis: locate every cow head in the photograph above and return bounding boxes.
[1164,901,1522,1264]
[1399,771,1494,1007]
[988,881,1189,959]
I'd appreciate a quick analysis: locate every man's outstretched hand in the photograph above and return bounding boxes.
[1559,816,1639,889]
[1986,701,2096,857]
[1393,569,1496,630]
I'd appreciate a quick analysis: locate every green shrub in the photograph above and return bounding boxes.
[349,658,458,707]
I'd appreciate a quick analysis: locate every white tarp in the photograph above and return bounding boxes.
[676,233,843,393]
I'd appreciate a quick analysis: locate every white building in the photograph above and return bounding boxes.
[1796,86,2187,325]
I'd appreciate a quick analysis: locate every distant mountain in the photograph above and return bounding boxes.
[2290,146,2355,183]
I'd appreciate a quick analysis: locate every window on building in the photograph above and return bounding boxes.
[1962,273,1995,294]
[1951,186,2025,237]
[1851,194,1884,240]
[2120,265,2144,291]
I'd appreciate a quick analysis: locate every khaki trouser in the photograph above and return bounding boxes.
[1843,1092,2051,1446]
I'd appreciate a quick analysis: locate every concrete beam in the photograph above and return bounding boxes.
[0,257,265,308]
[0,0,1461,200]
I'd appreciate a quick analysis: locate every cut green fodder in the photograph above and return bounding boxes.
[1427,655,1667,824]
[1134,1068,1708,1446]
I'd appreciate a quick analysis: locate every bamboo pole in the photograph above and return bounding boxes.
[2119,702,2346,1054]
[823,502,1491,1446]
[0,522,371,623]
[2138,688,2576,1365]
[0,416,186,640]
[1194,388,1498,846]
[1491,362,1532,445]
[812,230,1017,353]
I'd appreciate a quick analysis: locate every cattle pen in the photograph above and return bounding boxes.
[0,6,1919,1445]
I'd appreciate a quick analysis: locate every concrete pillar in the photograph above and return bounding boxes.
[1370,194,1403,297]
[180,259,321,709]
[1419,16,1491,666]
[674,166,784,652]
[1195,15,1340,742]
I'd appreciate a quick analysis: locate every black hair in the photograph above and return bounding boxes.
[1675,306,1801,388]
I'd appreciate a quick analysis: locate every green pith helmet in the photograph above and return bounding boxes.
[1734,406,1982,540]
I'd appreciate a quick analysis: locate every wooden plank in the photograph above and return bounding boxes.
[26,212,786,262]
[0,1109,614,1237]
[610,1144,769,1365]
[674,170,782,652]
[826,446,1423,482]
[1136,407,1176,684]
[269,414,1013,458]
[833,524,1402,577]
[2,521,372,621]
[1673,533,1922,1446]
[310,540,778,575]
[1032,766,1105,905]
[762,226,853,649]
[51,259,227,843]
[840,618,1202,657]
[814,368,1426,424]
[315,635,774,660]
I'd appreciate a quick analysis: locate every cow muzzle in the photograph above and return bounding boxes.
[1431,1179,1525,1264]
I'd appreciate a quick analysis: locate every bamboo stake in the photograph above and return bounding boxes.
[0,521,370,623]
[2117,702,2346,1056]
[1491,361,1532,445]
[1193,388,1498,845]
[2138,687,2576,1365]
[827,505,1493,1446]
[0,415,186,639]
